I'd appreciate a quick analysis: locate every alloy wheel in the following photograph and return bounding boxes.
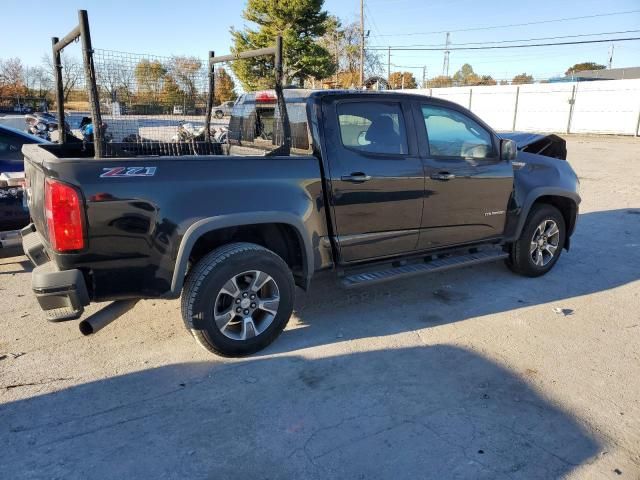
[529,219,560,267]
[213,270,280,341]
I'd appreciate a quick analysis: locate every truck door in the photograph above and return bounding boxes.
[322,97,424,263]
[414,102,514,249]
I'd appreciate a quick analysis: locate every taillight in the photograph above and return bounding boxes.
[44,178,84,252]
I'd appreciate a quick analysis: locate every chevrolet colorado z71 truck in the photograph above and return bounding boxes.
[21,90,580,356]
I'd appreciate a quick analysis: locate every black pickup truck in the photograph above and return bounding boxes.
[21,89,580,356]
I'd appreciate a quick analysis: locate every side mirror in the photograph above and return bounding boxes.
[500,138,517,161]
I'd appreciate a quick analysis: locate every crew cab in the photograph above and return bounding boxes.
[20,90,580,356]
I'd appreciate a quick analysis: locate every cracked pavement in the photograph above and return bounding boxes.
[0,135,639,479]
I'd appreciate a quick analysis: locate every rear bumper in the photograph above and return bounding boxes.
[21,224,89,321]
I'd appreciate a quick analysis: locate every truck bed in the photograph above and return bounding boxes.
[22,142,328,301]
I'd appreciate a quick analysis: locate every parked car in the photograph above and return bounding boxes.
[213,100,235,119]
[20,90,580,356]
[0,125,49,240]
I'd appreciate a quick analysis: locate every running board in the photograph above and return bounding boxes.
[341,249,508,288]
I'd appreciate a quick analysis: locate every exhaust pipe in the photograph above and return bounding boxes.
[79,300,138,335]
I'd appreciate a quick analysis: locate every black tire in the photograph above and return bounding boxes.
[181,242,295,356]
[506,204,566,277]
[214,110,224,119]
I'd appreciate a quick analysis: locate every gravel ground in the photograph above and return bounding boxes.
[0,135,638,479]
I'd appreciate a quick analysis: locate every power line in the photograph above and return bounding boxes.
[373,9,640,37]
[370,29,640,48]
[367,36,640,51]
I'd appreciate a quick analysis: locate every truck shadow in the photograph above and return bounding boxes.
[273,208,639,353]
[0,346,600,479]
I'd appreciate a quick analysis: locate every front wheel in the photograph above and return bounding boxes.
[506,204,566,277]
[214,110,223,119]
[181,243,295,356]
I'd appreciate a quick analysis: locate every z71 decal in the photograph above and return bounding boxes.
[100,166,157,178]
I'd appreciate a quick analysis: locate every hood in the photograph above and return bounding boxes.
[499,132,567,160]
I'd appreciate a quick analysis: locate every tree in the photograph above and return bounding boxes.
[388,71,417,89]
[41,52,82,102]
[168,56,202,101]
[134,59,167,103]
[161,75,183,106]
[214,68,237,104]
[565,62,606,76]
[230,0,335,90]
[452,63,475,85]
[476,75,497,86]
[0,58,27,97]
[317,15,382,87]
[96,60,122,102]
[511,73,534,85]
[428,75,453,88]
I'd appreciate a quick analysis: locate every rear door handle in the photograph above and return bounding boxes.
[430,172,455,181]
[341,173,372,183]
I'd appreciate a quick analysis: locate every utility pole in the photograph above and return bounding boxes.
[422,65,427,88]
[360,0,365,87]
[442,32,450,77]
[608,44,615,69]
[387,46,391,84]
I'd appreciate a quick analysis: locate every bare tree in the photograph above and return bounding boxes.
[0,57,27,97]
[96,59,121,102]
[319,17,383,87]
[41,52,83,102]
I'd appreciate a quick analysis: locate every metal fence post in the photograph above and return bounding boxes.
[205,51,215,142]
[51,37,66,144]
[78,9,103,158]
[566,84,576,135]
[512,86,520,131]
[468,88,473,110]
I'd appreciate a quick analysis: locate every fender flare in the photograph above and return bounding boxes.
[169,212,314,297]
[512,187,580,241]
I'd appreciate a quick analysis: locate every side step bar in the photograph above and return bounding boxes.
[341,249,508,288]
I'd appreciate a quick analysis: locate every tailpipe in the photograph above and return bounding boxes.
[79,300,138,335]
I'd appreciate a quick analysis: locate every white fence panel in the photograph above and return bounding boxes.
[570,79,640,135]
[404,78,640,136]
[515,83,574,133]
[469,85,518,131]
[429,86,472,109]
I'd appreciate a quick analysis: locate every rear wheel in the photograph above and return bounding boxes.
[181,243,295,356]
[507,204,566,277]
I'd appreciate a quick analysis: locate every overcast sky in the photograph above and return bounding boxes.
[1,0,638,81]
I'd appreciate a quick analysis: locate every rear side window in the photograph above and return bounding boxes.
[228,95,311,154]
[337,102,408,155]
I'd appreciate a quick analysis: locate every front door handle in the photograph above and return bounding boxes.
[341,172,372,183]
[430,172,455,181]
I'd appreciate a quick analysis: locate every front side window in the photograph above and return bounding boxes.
[337,102,408,155]
[422,105,495,160]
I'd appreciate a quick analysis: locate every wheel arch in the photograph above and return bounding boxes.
[513,188,580,250]
[169,212,314,297]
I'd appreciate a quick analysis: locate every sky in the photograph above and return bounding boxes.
[0,0,638,83]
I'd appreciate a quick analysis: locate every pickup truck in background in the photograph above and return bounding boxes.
[21,89,580,356]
